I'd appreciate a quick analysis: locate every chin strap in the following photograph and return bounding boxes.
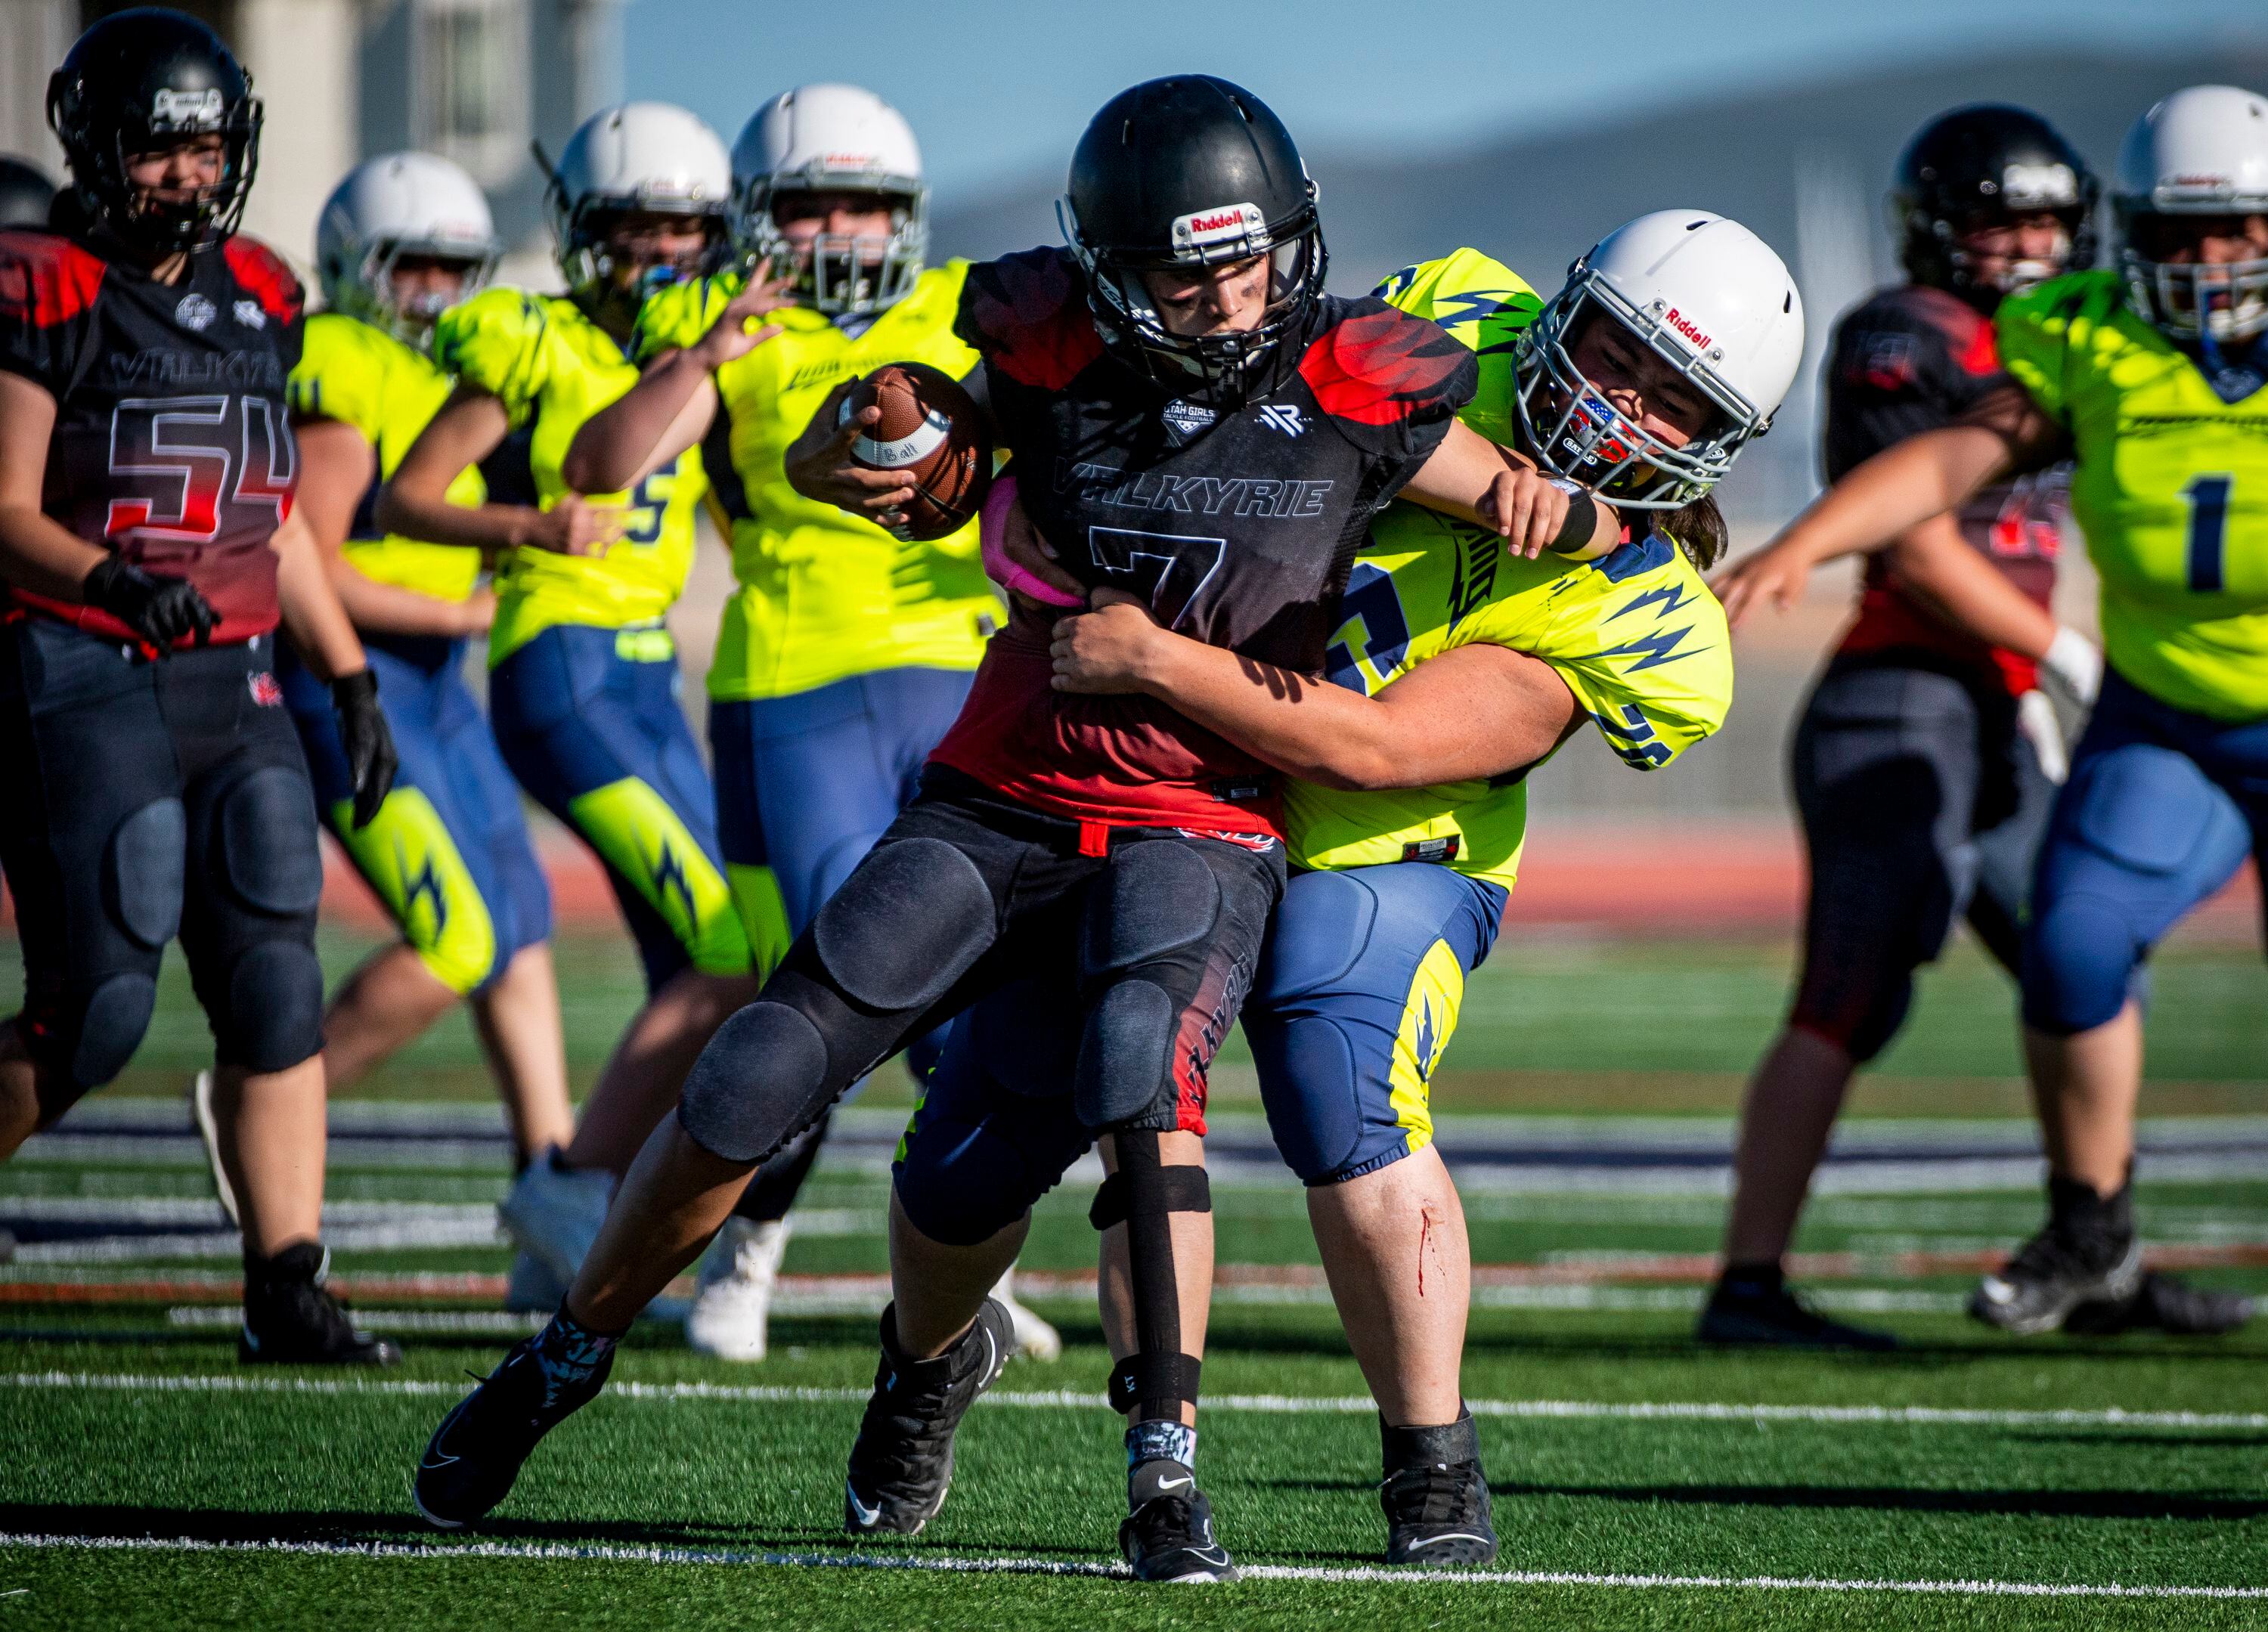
[1091,1135,1211,1420]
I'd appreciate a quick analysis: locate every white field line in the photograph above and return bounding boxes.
[2,1370,2262,1432]
[0,1532,2260,1600]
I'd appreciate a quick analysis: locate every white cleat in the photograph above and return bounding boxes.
[686,1216,793,1362]
[188,1070,239,1228]
[497,1151,615,1289]
[989,1267,1063,1363]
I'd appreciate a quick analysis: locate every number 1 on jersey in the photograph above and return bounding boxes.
[2184,473,2232,593]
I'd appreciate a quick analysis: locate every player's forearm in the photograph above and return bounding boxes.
[1882,518,2059,659]
[1127,635,1405,789]
[0,506,110,600]
[1773,427,2013,568]
[272,513,369,682]
[329,558,484,639]
[376,476,547,559]
[562,351,714,494]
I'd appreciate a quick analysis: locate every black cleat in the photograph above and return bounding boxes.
[1697,1271,1898,1352]
[1380,1413,1498,1566]
[238,1243,401,1366]
[1971,1176,2143,1336]
[1120,1460,1239,1584]
[2065,1271,2256,1338]
[414,1326,613,1528]
[843,1298,1014,1535]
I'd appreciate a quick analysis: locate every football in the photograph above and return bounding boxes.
[840,361,991,541]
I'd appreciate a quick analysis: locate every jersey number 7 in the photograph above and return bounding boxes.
[1087,527,1226,629]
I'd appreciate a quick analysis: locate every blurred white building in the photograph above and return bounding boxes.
[0,0,622,281]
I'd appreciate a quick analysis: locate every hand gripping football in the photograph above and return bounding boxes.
[840,361,992,541]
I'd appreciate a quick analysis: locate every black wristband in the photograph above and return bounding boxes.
[332,668,378,708]
[1545,480,1599,556]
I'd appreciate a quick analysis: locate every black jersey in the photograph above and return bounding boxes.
[1825,283,2065,694]
[932,246,1474,833]
[0,229,304,646]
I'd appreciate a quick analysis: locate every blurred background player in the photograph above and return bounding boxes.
[1703,106,2112,1349]
[0,158,56,231]
[0,8,398,1361]
[564,84,1054,1362]
[209,151,571,1311]
[901,214,1793,1567]
[378,101,757,1297]
[1718,83,2268,1342]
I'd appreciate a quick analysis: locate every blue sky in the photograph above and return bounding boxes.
[624,0,2265,203]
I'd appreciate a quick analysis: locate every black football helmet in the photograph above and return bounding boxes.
[1891,104,2096,305]
[0,157,56,231]
[1058,76,1326,398]
[47,8,262,255]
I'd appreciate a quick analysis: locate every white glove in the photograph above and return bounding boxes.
[2016,689,2071,785]
[2040,625,2102,708]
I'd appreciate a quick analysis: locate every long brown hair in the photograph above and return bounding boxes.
[1662,491,1729,571]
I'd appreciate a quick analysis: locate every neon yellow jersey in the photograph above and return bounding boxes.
[1290,513,1731,887]
[1284,249,1732,887]
[287,312,485,603]
[1998,270,2268,720]
[432,286,709,664]
[633,264,1001,700]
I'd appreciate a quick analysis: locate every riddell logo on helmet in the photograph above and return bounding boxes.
[817,153,881,170]
[1172,203,1269,253]
[1665,308,1712,350]
[152,87,225,124]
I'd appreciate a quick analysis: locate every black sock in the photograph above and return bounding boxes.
[1381,1407,1480,1474]
[1720,1261,1784,1299]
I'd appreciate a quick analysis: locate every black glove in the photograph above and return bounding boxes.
[331,668,397,829]
[82,557,218,650]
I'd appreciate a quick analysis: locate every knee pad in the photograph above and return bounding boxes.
[1262,1014,1365,1183]
[2022,896,2141,1036]
[1095,1133,1211,1420]
[897,1114,1077,1247]
[810,836,994,1011]
[33,972,158,1093]
[215,941,324,1072]
[677,998,832,1164]
[105,798,184,949]
[217,768,324,916]
[1792,968,1917,1067]
[1075,980,1180,1130]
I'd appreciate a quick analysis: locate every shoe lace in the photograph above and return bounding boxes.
[1381,1460,1485,1530]
[857,1367,962,1490]
[268,1276,362,1348]
[1126,1493,1205,1556]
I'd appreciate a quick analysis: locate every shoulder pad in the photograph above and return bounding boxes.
[434,286,548,384]
[0,229,106,327]
[959,247,1101,390]
[1297,299,1476,426]
[222,236,305,324]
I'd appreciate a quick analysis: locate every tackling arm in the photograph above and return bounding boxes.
[1050,595,1582,791]
[1400,420,1619,562]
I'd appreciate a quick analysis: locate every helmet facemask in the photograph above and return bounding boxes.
[80,99,261,256]
[736,172,926,317]
[1942,206,2087,299]
[1059,190,1327,402]
[334,237,499,347]
[2118,206,2268,345]
[1514,275,1765,510]
[556,196,730,324]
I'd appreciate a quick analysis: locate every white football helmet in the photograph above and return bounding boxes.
[1516,210,1805,509]
[2115,85,2268,344]
[733,83,927,315]
[547,101,732,307]
[316,152,499,342]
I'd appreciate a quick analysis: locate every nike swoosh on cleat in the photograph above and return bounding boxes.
[419,1451,460,1470]
[1155,1475,1192,1491]
[1405,1531,1492,1549]
[845,1482,883,1528]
